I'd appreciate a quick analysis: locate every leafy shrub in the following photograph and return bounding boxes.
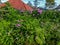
[0,3,60,45]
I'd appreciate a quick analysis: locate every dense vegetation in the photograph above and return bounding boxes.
[0,3,60,45]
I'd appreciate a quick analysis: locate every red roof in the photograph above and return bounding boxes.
[0,0,33,11]
[9,0,33,11]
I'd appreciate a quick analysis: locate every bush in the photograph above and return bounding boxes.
[0,3,60,45]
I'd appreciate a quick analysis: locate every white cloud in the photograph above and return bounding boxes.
[1,0,8,3]
[55,0,60,5]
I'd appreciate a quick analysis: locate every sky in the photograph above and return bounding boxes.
[22,0,60,7]
[23,0,45,7]
[1,0,60,8]
[22,0,46,7]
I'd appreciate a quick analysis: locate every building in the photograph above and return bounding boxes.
[0,0,33,11]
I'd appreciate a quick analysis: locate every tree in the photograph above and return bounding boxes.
[33,0,42,7]
[46,0,55,9]
[34,0,38,7]
[46,0,54,3]
[46,0,55,7]
[27,1,32,7]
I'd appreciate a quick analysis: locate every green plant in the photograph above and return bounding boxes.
[0,2,60,45]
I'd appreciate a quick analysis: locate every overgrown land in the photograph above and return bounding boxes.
[0,3,60,45]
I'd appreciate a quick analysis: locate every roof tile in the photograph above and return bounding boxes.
[0,0,33,11]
